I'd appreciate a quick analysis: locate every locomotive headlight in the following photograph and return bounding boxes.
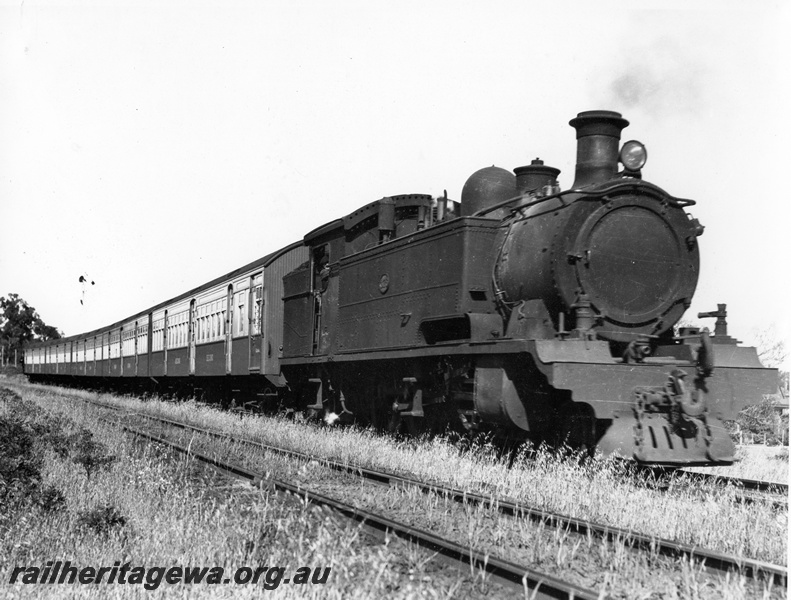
[619,140,647,171]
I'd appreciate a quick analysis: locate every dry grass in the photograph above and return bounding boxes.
[10,382,786,570]
[0,387,513,599]
[157,425,780,599]
[685,444,789,483]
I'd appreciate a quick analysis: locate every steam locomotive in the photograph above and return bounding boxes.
[25,110,777,465]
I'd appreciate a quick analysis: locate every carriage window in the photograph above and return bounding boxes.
[122,327,136,356]
[152,316,165,351]
[234,290,248,337]
[167,310,189,348]
[110,331,121,359]
[137,321,148,354]
[194,297,227,344]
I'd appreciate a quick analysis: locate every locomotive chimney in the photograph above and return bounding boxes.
[569,110,629,188]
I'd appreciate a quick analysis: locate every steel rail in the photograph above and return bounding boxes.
[645,468,789,511]
[678,470,788,495]
[112,420,599,600]
[109,408,787,587]
[76,397,788,493]
[70,394,787,587]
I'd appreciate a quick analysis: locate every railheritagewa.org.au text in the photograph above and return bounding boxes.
[9,561,331,590]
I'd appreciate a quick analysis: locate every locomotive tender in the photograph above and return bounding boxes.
[25,110,776,465]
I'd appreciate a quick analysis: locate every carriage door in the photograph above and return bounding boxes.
[225,285,233,374]
[249,273,264,371]
[189,299,197,375]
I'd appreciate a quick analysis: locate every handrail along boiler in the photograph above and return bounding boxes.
[25,110,777,466]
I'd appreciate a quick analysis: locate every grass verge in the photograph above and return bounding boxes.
[0,386,514,599]
[9,383,787,567]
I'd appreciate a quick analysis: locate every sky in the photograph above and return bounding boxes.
[1,0,789,369]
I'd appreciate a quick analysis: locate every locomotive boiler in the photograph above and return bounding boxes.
[279,110,776,465]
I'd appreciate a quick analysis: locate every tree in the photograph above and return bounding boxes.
[752,325,789,399]
[0,294,62,367]
[752,326,787,369]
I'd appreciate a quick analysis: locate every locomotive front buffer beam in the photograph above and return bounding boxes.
[528,340,777,466]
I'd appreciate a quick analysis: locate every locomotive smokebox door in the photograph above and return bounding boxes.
[560,194,699,342]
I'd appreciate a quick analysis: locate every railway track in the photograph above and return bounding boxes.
[109,417,599,599]
[679,471,788,495]
[637,467,789,510]
[77,395,787,588]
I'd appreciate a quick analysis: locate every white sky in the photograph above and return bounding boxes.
[1,0,789,369]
